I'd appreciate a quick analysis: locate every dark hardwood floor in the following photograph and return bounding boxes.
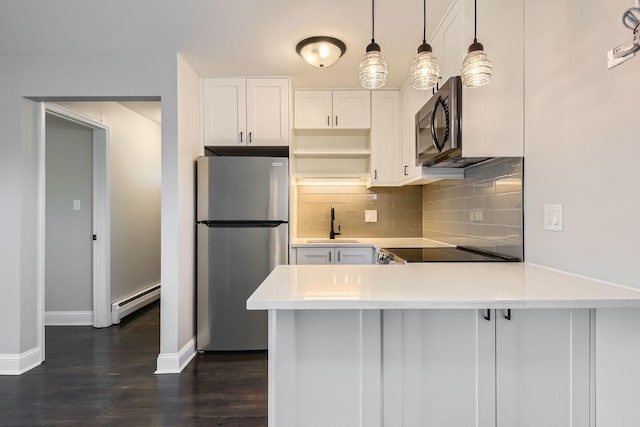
[0,302,268,426]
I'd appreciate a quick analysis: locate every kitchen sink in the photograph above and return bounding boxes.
[305,239,359,243]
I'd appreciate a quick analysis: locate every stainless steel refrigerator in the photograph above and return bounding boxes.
[196,156,288,351]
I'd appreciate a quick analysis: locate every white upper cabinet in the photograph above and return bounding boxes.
[203,77,290,147]
[400,81,427,181]
[203,78,247,146]
[332,91,371,129]
[370,91,401,185]
[246,78,289,146]
[294,90,371,129]
[425,0,524,158]
[293,91,333,129]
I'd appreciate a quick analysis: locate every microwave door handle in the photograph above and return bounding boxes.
[430,104,440,152]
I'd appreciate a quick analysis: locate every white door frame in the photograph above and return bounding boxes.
[37,103,112,359]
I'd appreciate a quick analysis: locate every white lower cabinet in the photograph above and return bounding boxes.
[383,308,592,427]
[293,246,374,265]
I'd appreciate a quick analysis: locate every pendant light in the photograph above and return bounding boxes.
[359,0,387,89]
[460,0,492,88]
[409,0,440,90]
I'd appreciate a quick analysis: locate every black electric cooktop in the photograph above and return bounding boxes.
[384,246,520,263]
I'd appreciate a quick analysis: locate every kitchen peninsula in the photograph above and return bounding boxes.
[248,263,640,427]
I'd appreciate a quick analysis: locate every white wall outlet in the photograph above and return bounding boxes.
[474,210,484,222]
[365,210,378,223]
[73,199,81,211]
[544,204,563,231]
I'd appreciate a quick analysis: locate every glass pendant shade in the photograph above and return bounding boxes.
[296,36,346,68]
[359,43,388,89]
[409,44,440,90]
[460,43,492,88]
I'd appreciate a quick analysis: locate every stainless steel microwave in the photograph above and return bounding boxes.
[415,76,489,168]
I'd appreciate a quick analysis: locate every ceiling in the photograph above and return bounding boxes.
[0,0,453,88]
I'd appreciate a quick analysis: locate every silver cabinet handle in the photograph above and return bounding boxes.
[328,251,332,263]
[248,132,253,144]
[335,115,338,127]
[404,165,408,176]
[240,131,243,143]
[374,169,378,180]
[337,250,341,262]
[327,115,330,127]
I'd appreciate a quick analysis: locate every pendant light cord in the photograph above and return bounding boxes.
[474,0,478,43]
[422,0,426,43]
[371,0,376,43]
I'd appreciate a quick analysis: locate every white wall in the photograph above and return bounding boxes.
[0,52,193,374]
[45,114,94,312]
[176,54,202,352]
[57,102,162,304]
[524,0,640,288]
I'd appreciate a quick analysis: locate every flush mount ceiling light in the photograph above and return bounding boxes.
[460,0,492,88]
[296,36,347,68]
[359,0,388,89]
[409,0,440,90]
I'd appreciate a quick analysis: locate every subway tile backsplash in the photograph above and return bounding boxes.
[297,185,423,238]
[422,157,524,259]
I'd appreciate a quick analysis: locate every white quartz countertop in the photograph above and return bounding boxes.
[290,237,452,248]
[247,263,640,310]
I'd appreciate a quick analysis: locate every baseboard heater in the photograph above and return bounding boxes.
[111,283,161,324]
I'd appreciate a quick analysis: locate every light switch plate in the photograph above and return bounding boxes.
[544,204,563,231]
[365,210,377,223]
[73,200,81,211]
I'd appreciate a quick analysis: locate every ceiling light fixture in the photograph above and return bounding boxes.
[409,0,440,90]
[359,0,387,89]
[296,36,347,68]
[460,0,492,88]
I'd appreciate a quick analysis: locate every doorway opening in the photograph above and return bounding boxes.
[37,101,162,363]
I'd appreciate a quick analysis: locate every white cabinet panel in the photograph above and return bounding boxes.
[383,309,493,427]
[332,90,371,129]
[270,310,381,427]
[246,78,289,146]
[596,308,640,427]
[203,78,246,146]
[335,247,373,265]
[495,309,591,427]
[294,90,370,130]
[400,80,427,181]
[294,246,374,265]
[295,247,334,265]
[203,77,289,147]
[439,0,464,82]
[370,90,401,185]
[294,91,332,129]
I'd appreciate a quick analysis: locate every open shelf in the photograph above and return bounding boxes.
[294,149,371,157]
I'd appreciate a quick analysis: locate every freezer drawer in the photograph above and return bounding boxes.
[197,156,289,222]
[197,223,288,351]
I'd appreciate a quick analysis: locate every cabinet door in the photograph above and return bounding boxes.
[370,91,401,185]
[335,247,373,265]
[383,309,495,427]
[439,0,464,82]
[203,78,246,146]
[400,79,428,181]
[295,247,334,265]
[332,91,371,129]
[294,91,333,129]
[495,309,591,427]
[246,78,289,146]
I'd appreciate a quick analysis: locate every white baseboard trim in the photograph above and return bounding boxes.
[155,336,197,375]
[45,311,93,326]
[0,347,42,375]
[112,283,161,324]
